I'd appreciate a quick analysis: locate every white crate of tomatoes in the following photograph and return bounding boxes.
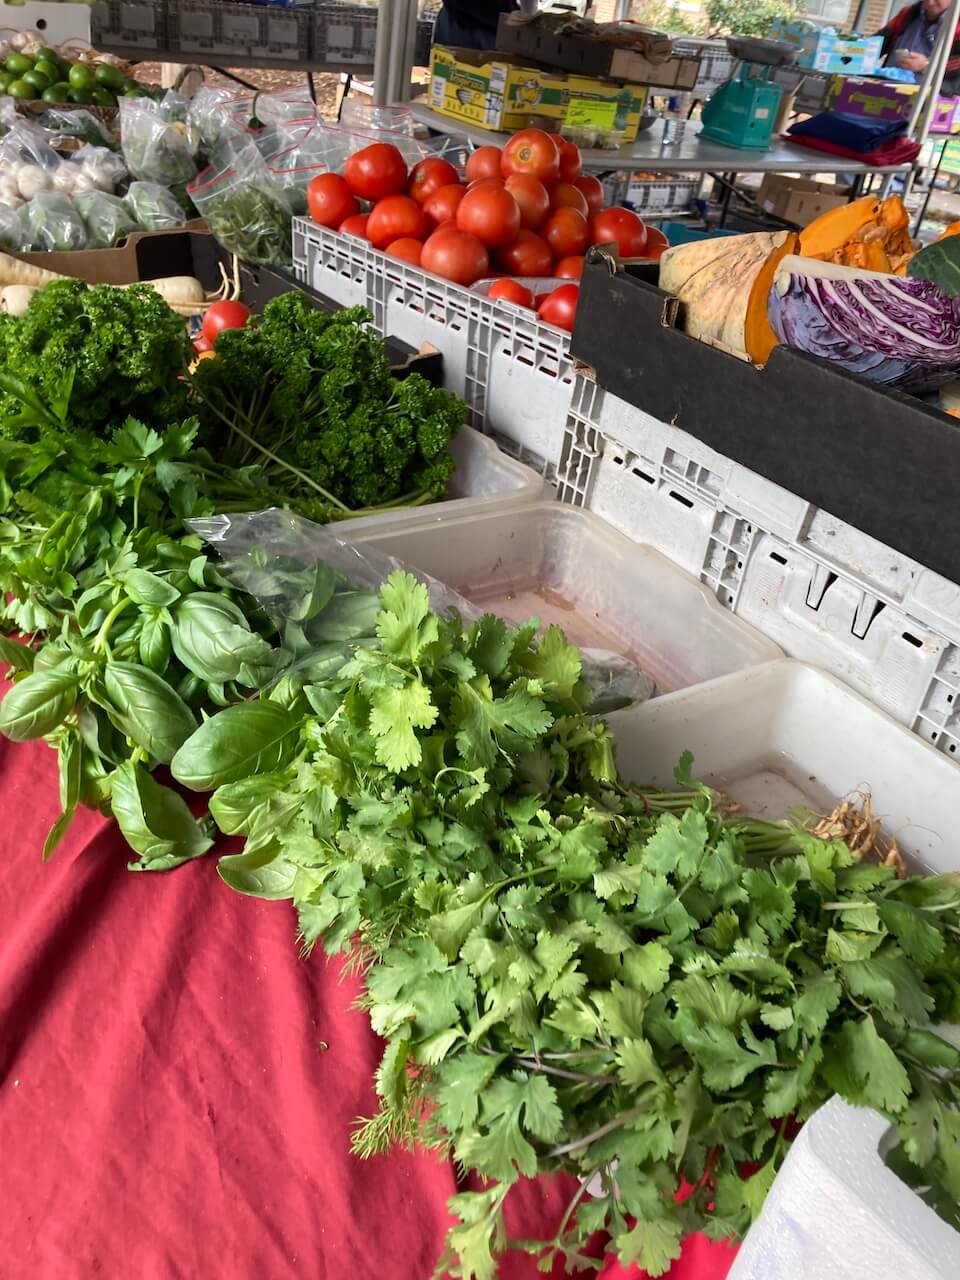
[302,127,669,336]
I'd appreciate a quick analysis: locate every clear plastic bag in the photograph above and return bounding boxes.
[188,509,657,709]
[51,145,127,198]
[264,126,334,217]
[20,192,86,252]
[41,107,119,151]
[119,94,199,187]
[187,84,248,154]
[0,205,24,250]
[124,181,187,232]
[75,190,139,249]
[188,146,291,268]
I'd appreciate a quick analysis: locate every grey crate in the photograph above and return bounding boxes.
[167,0,311,61]
[91,0,167,51]
[555,374,960,754]
[292,218,573,476]
[623,175,701,217]
[313,2,378,69]
[671,38,735,96]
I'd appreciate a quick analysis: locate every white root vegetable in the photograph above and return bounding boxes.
[52,167,77,193]
[132,276,206,306]
[70,172,96,195]
[0,251,66,288]
[0,285,38,315]
[17,168,53,200]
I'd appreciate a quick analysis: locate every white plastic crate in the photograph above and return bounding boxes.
[623,175,702,217]
[312,1,378,68]
[340,425,545,533]
[90,0,162,51]
[672,37,736,96]
[293,218,574,475]
[555,375,960,759]
[5,1,92,47]
[346,500,781,693]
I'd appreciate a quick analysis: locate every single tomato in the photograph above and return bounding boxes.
[339,212,370,239]
[548,181,589,217]
[556,136,582,180]
[193,334,213,353]
[307,173,359,228]
[386,237,424,265]
[343,142,408,200]
[642,226,670,259]
[590,206,648,256]
[408,156,460,204]
[538,283,579,332]
[467,176,505,191]
[573,174,604,214]
[497,228,553,277]
[421,227,490,285]
[465,145,503,183]
[501,128,560,183]
[554,255,584,279]
[488,278,535,308]
[423,183,466,227]
[366,195,428,250]
[543,207,590,258]
[202,299,252,344]
[504,173,550,229]
[456,184,521,248]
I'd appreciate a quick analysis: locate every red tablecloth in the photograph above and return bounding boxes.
[0,735,738,1280]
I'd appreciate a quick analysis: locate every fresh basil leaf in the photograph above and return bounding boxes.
[103,661,198,763]
[288,563,339,622]
[138,612,171,673]
[217,846,298,899]
[42,809,77,861]
[124,568,180,608]
[58,732,81,814]
[305,590,380,643]
[209,772,293,835]
[75,583,115,633]
[172,700,304,790]
[0,634,34,672]
[0,669,79,741]
[171,593,273,683]
[110,761,213,871]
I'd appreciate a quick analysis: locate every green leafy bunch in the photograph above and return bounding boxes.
[189,292,463,516]
[0,279,192,438]
[169,570,960,1278]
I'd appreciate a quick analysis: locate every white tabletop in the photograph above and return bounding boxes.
[410,102,913,177]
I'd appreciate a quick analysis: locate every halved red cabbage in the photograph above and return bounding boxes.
[768,255,960,392]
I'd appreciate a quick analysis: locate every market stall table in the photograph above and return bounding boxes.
[0,732,739,1279]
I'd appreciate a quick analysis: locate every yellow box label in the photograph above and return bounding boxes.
[565,98,618,130]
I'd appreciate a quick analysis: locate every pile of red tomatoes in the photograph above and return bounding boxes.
[305,129,668,333]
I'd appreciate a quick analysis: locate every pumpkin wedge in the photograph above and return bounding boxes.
[743,230,799,365]
[798,195,882,258]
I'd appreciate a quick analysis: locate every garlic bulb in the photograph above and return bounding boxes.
[17,167,52,200]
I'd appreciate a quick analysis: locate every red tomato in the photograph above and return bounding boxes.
[543,207,590,258]
[343,143,408,201]
[549,181,589,217]
[538,283,579,332]
[573,174,604,214]
[504,174,550,229]
[554,255,584,279]
[386,237,424,265]
[643,227,670,260]
[202,299,252,344]
[467,176,505,191]
[465,145,503,183]
[338,212,370,239]
[556,137,582,181]
[423,183,466,227]
[408,156,459,204]
[307,173,360,228]
[497,228,553,277]
[193,334,213,354]
[421,227,490,286]
[488,278,535,308]
[366,195,428,250]
[456,185,521,248]
[501,128,560,183]
[590,206,648,257]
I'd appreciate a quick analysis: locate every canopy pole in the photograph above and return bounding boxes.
[901,0,959,205]
[372,0,396,105]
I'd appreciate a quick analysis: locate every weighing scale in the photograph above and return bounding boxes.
[700,37,798,151]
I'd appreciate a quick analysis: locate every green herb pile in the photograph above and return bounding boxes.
[191,293,462,516]
[166,569,960,1278]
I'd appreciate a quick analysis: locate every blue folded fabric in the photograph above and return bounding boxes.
[786,110,907,153]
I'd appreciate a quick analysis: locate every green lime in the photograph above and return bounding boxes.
[35,48,59,64]
[0,72,12,93]
[67,86,93,105]
[91,87,116,107]
[123,86,145,98]
[41,82,71,103]
[5,53,34,76]
[21,68,52,91]
[94,63,124,91]
[121,77,138,91]
[68,63,95,91]
[7,78,38,100]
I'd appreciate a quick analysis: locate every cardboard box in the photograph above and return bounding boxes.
[770,20,883,74]
[494,18,700,89]
[755,174,850,227]
[12,222,209,286]
[826,74,915,122]
[428,46,648,142]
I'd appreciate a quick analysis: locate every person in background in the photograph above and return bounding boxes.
[434,0,519,51]
[879,0,960,90]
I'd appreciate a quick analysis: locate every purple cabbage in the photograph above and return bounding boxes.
[768,256,960,392]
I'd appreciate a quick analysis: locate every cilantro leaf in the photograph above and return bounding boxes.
[367,678,438,771]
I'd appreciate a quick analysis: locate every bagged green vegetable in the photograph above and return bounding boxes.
[120,94,199,187]
[21,193,86,252]
[0,205,24,251]
[75,190,139,248]
[41,107,120,152]
[124,181,186,232]
[188,148,291,268]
